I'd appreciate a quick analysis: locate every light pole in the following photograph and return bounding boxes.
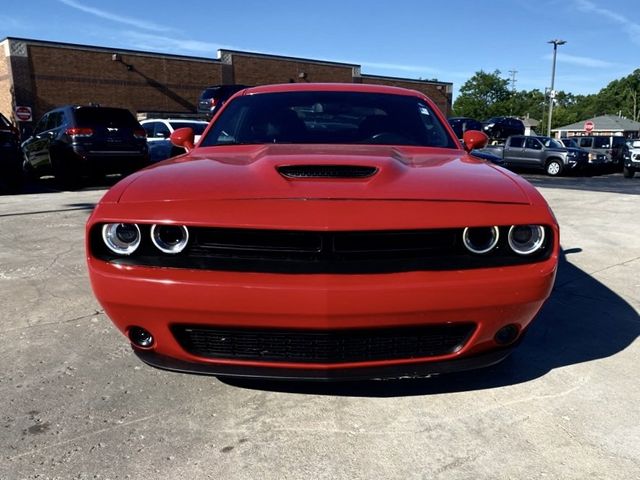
[547,39,566,137]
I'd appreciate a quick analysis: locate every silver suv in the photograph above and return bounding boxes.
[574,136,626,169]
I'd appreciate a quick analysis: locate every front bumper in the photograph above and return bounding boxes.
[89,256,557,379]
[624,158,640,169]
[134,342,520,381]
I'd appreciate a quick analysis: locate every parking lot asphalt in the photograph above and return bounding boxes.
[1,173,639,480]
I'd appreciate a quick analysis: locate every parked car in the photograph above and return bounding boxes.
[22,105,149,187]
[448,117,482,139]
[559,137,607,169]
[0,112,22,193]
[624,139,640,178]
[482,117,525,141]
[197,84,249,119]
[87,83,559,381]
[469,149,505,166]
[572,135,627,170]
[141,118,209,162]
[478,135,587,176]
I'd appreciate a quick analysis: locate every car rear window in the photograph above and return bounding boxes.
[74,107,138,127]
[200,87,221,100]
[200,91,457,148]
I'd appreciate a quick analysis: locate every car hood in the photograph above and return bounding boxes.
[117,144,531,204]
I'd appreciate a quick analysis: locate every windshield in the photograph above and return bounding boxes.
[200,91,457,148]
[593,137,611,148]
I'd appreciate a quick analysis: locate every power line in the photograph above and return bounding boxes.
[509,70,518,93]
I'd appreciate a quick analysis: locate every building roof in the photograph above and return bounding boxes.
[552,114,640,132]
[521,117,539,128]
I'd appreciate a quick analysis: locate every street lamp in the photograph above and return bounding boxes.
[547,39,566,137]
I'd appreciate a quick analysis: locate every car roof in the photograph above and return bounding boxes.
[241,83,424,97]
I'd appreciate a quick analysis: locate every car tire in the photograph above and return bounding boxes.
[545,159,563,176]
[623,166,635,178]
[22,154,38,181]
[52,153,81,190]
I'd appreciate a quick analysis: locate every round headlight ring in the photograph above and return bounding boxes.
[102,223,141,255]
[462,226,499,254]
[508,225,546,255]
[151,224,189,254]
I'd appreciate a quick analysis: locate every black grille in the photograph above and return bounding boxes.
[277,165,378,178]
[171,324,475,363]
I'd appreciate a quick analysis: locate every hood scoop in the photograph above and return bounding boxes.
[277,165,378,179]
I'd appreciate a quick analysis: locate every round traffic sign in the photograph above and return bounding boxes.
[584,120,594,133]
[15,106,32,122]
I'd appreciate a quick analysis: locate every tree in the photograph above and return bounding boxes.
[452,68,640,128]
[510,89,545,120]
[452,70,511,120]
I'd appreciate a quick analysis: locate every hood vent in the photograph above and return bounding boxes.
[277,165,378,179]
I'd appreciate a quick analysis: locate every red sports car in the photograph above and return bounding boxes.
[86,83,559,380]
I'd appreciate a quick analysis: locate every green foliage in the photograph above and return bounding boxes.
[452,69,640,129]
[453,70,511,119]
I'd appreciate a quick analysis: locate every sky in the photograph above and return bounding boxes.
[1,0,638,99]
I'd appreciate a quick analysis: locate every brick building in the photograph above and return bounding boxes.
[0,37,453,129]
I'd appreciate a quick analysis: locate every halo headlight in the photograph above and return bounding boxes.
[151,224,189,254]
[462,226,499,254]
[102,223,141,255]
[508,225,546,255]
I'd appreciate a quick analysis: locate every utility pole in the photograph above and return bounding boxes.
[547,39,566,137]
[509,70,518,116]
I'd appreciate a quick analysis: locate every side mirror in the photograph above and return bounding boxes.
[462,130,489,152]
[170,127,195,152]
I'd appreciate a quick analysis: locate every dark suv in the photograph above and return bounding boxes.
[22,105,149,186]
[197,84,249,119]
[447,117,482,139]
[1,112,22,193]
[482,117,525,141]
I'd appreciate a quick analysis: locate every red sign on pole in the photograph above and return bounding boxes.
[15,106,33,122]
[584,120,594,133]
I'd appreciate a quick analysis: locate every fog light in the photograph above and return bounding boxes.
[462,226,499,254]
[151,224,189,254]
[494,324,519,345]
[129,327,154,348]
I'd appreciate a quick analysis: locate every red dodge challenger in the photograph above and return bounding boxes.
[86,83,559,380]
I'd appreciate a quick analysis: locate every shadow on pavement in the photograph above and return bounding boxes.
[221,249,639,397]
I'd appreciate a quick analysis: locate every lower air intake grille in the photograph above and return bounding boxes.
[172,324,475,363]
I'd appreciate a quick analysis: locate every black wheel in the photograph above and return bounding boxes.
[22,154,38,182]
[623,166,635,178]
[545,159,563,176]
[51,153,81,190]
